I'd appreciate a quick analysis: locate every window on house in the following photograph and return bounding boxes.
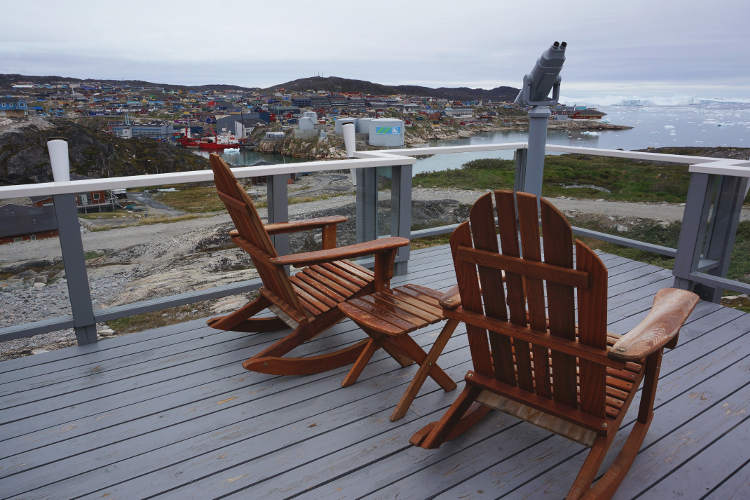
[14,238,22,242]
[30,235,36,240]
[93,192,101,201]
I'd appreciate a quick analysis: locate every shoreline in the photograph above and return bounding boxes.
[253,119,633,160]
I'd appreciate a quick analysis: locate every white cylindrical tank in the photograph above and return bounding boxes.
[302,111,317,122]
[368,118,404,147]
[334,117,357,135]
[355,117,372,134]
[298,116,315,130]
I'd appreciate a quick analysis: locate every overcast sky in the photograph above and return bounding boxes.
[2,0,748,99]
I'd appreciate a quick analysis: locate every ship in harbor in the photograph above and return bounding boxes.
[177,125,241,150]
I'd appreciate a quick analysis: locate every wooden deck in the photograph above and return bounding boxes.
[1,245,749,500]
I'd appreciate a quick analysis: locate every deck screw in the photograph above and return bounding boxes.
[446,299,452,303]
[263,362,268,367]
[601,422,608,428]
[467,373,473,377]
[429,362,433,366]
[617,348,626,352]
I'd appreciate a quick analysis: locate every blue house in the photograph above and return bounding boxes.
[0,97,28,117]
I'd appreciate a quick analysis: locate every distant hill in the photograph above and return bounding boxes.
[0,74,257,93]
[266,76,519,102]
[1,73,518,101]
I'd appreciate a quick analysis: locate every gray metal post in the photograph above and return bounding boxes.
[673,173,712,291]
[513,147,528,193]
[390,164,412,276]
[524,106,551,201]
[356,167,378,243]
[695,175,748,302]
[53,193,98,345]
[267,174,289,257]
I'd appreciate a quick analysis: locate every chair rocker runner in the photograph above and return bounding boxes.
[206,154,410,376]
[410,191,700,500]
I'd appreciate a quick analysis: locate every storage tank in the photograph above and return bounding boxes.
[355,117,372,134]
[368,118,404,147]
[302,111,317,122]
[334,117,357,135]
[298,116,315,130]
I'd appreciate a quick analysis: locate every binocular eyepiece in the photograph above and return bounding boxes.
[514,41,567,107]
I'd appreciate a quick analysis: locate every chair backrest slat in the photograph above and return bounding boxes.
[516,193,552,399]
[210,154,304,316]
[450,222,494,377]
[454,190,609,418]
[541,199,578,408]
[494,191,534,392]
[576,240,609,418]
[469,194,516,385]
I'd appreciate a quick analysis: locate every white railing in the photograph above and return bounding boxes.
[0,141,748,345]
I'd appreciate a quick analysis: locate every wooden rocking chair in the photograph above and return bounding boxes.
[207,154,410,376]
[410,191,700,500]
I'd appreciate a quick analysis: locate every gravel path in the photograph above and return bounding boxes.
[2,189,748,267]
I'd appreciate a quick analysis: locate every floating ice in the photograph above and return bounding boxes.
[664,125,675,129]
[582,131,600,136]
[651,132,660,134]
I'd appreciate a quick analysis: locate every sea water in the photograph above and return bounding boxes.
[411,99,750,175]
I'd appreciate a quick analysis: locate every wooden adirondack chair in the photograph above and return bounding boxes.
[410,191,700,500]
[207,154,410,376]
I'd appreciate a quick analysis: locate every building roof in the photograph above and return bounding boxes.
[0,204,58,239]
[0,97,25,103]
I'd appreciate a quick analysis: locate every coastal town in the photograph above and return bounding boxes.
[1,76,617,155]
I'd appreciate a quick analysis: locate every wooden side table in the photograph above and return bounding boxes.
[338,284,460,421]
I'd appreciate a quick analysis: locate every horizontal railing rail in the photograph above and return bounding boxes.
[0,141,748,344]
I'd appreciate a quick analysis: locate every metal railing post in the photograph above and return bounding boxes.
[52,193,98,345]
[355,168,378,244]
[513,147,528,193]
[674,173,749,302]
[391,164,412,276]
[267,174,290,257]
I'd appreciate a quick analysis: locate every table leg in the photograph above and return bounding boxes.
[390,318,460,421]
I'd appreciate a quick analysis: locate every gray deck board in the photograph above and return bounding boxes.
[1,246,748,500]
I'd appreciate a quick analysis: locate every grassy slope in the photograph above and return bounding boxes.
[414,155,705,203]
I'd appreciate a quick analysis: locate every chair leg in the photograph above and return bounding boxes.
[243,339,370,375]
[341,339,380,387]
[251,308,344,360]
[390,319,460,422]
[206,295,273,331]
[566,433,617,500]
[580,415,653,500]
[414,385,484,449]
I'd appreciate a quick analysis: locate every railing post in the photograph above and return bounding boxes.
[356,168,378,244]
[513,147,528,193]
[53,193,98,345]
[267,174,290,257]
[673,173,713,293]
[674,171,748,302]
[391,163,412,276]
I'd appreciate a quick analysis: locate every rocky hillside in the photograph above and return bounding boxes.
[0,118,209,185]
[266,76,520,102]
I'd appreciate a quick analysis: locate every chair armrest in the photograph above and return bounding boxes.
[438,274,488,310]
[270,237,410,267]
[609,288,700,362]
[228,216,348,239]
[264,216,348,235]
[439,285,461,310]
